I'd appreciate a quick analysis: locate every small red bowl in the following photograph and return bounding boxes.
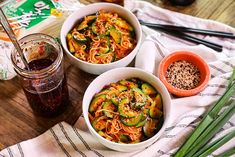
[158,51,210,97]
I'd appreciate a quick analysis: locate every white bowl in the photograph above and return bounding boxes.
[60,3,142,75]
[83,67,171,152]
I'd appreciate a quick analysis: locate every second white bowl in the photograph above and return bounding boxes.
[83,67,171,152]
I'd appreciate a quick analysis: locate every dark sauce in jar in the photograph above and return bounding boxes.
[23,59,69,117]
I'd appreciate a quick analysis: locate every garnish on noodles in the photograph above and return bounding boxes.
[66,10,137,64]
[89,78,164,144]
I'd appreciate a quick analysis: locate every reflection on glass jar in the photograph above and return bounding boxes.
[11,33,70,117]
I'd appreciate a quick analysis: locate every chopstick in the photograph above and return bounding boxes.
[139,20,235,39]
[160,29,223,52]
[140,20,223,52]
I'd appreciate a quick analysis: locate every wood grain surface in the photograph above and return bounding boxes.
[0,0,234,150]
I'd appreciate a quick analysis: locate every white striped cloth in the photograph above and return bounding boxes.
[1,0,235,156]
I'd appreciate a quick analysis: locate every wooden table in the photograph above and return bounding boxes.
[0,0,234,150]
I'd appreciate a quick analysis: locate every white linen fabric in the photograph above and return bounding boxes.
[1,0,235,156]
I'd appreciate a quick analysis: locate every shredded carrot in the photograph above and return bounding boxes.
[95,109,119,115]
[88,113,94,122]
[92,109,143,143]
[94,105,103,117]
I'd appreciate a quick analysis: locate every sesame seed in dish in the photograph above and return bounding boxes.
[166,60,201,90]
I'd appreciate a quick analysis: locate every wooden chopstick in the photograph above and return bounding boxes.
[140,20,235,39]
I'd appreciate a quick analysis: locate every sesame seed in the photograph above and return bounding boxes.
[166,60,201,90]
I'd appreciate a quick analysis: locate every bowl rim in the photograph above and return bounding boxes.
[82,67,171,148]
[60,3,142,67]
[159,50,210,97]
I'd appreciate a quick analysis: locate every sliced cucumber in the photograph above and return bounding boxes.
[95,88,118,102]
[105,22,112,35]
[77,15,96,31]
[118,98,136,118]
[133,88,146,97]
[102,101,116,118]
[67,33,73,40]
[149,101,163,119]
[72,32,87,43]
[68,41,75,53]
[141,83,157,95]
[112,54,116,62]
[67,33,75,53]
[70,38,83,50]
[111,83,128,92]
[121,112,143,126]
[115,19,133,31]
[98,130,106,138]
[110,27,121,44]
[85,15,96,25]
[133,88,147,108]
[154,94,163,110]
[143,118,158,138]
[111,97,119,106]
[92,21,99,35]
[89,94,106,113]
[143,96,153,114]
[136,117,147,128]
[77,20,88,31]
[119,134,130,143]
[92,117,107,131]
[129,30,135,38]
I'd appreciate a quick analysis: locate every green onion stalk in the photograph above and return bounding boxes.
[174,68,235,157]
[216,147,235,157]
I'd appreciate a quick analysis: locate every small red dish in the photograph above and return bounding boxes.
[158,51,210,97]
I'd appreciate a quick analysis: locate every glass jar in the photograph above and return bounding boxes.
[11,33,70,117]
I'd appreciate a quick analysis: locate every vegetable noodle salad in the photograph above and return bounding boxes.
[88,78,164,144]
[66,10,137,64]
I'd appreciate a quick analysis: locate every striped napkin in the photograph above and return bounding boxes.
[1,0,235,156]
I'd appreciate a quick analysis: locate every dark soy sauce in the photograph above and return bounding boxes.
[23,59,69,117]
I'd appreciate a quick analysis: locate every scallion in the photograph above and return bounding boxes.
[193,129,235,157]
[186,100,235,156]
[174,68,235,157]
[216,147,235,157]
